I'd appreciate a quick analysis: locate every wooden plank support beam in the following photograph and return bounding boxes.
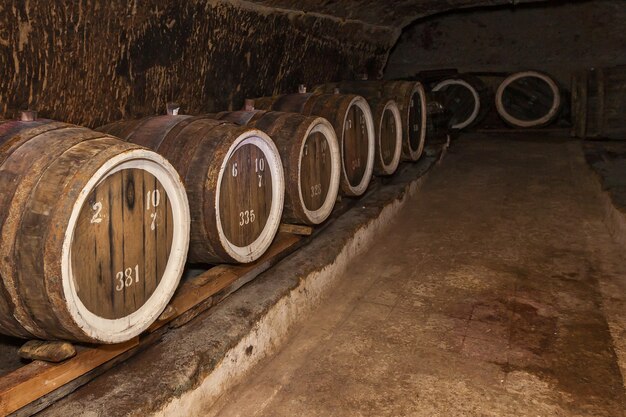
[278,223,314,236]
[0,232,302,417]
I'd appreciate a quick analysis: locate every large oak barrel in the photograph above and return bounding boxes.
[432,75,489,130]
[0,116,190,343]
[99,116,284,264]
[313,81,427,162]
[252,92,374,197]
[208,110,341,225]
[495,71,561,128]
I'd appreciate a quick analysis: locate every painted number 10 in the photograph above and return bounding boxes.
[146,189,161,231]
[115,264,140,292]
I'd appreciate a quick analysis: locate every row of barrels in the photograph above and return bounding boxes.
[429,70,563,130]
[0,80,443,345]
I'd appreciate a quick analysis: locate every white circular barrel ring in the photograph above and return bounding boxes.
[495,71,561,128]
[297,119,340,224]
[432,78,481,130]
[405,82,428,161]
[342,96,376,197]
[378,99,403,175]
[62,149,190,344]
[214,129,285,263]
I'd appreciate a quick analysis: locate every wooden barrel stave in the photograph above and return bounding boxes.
[17,139,132,339]
[210,110,341,225]
[252,93,375,197]
[0,120,190,343]
[1,127,107,339]
[99,116,285,264]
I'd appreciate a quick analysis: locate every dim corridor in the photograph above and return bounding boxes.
[207,134,626,417]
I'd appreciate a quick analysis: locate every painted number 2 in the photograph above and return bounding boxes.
[146,189,161,231]
[90,201,103,224]
[115,264,140,292]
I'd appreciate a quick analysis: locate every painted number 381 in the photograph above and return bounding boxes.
[115,264,140,292]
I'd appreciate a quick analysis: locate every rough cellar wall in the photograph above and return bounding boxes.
[385,0,626,86]
[0,1,392,128]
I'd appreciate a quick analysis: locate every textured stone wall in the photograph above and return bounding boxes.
[385,0,626,86]
[0,1,392,127]
[245,0,547,28]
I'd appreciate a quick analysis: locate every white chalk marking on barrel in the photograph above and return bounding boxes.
[341,96,375,196]
[214,130,284,263]
[61,149,190,344]
[379,99,403,175]
[297,119,340,224]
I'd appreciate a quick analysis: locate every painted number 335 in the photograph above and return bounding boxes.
[239,210,256,226]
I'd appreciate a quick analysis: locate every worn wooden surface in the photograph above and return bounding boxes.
[253,93,374,196]
[71,169,174,320]
[0,119,188,342]
[573,66,626,140]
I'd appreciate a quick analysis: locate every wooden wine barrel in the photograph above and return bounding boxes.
[252,92,374,197]
[99,116,285,264]
[381,81,427,162]
[369,98,402,175]
[432,75,489,130]
[312,81,427,162]
[496,71,561,128]
[0,117,190,343]
[208,111,340,225]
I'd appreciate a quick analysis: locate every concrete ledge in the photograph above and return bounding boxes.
[582,141,626,246]
[599,186,626,248]
[40,148,446,417]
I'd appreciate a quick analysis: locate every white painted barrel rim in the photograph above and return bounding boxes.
[342,96,375,196]
[62,149,190,344]
[215,130,285,263]
[379,99,403,175]
[406,83,428,161]
[298,119,340,224]
[495,71,561,128]
[432,78,481,130]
